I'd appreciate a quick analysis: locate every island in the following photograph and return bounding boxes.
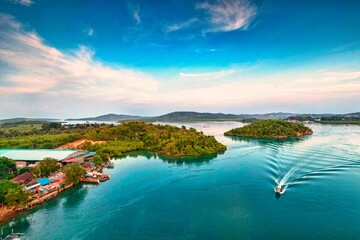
[224,119,313,139]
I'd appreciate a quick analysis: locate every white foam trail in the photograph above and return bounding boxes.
[280,164,299,185]
[275,160,307,193]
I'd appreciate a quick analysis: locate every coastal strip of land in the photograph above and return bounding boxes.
[0,121,226,224]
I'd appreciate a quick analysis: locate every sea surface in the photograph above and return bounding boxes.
[1,122,360,239]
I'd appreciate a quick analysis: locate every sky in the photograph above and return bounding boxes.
[0,0,359,118]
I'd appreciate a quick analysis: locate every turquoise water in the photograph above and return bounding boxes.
[1,122,360,239]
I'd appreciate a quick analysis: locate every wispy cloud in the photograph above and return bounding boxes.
[9,0,33,6]
[164,18,198,33]
[163,0,257,35]
[126,2,141,24]
[197,0,257,32]
[330,42,360,53]
[133,8,141,24]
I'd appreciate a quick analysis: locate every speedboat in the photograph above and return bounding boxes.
[275,185,282,194]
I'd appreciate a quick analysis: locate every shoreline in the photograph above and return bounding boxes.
[0,149,221,225]
[0,182,75,224]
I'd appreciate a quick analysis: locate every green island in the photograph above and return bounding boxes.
[224,119,313,139]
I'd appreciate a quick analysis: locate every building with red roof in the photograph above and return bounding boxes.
[11,172,33,184]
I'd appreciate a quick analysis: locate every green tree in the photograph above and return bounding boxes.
[4,185,29,206]
[31,157,60,178]
[0,157,16,180]
[63,164,86,185]
[92,155,103,166]
[18,167,30,174]
[41,122,63,131]
[0,180,18,204]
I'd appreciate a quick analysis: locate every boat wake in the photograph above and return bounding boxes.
[267,136,360,195]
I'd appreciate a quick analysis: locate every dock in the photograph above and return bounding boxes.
[80,177,100,184]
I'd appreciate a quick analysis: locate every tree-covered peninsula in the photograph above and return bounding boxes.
[0,121,226,158]
[224,119,313,139]
[83,122,227,158]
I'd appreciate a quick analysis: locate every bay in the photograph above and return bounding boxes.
[1,122,360,239]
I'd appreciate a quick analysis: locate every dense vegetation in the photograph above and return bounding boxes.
[31,158,60,178]
[0,157,16,180]
[83,122,226,158]
[0,121,226,159]
[224,120,313,139]
[0,122,96,149]
[0,133,83,149]
[0,180,29,206]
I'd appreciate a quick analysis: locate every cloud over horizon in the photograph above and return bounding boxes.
[0,14,158,115]
[0,13,359,118]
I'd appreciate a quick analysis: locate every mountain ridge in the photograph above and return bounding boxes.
[1,111,359,124]
[65,113,142,121]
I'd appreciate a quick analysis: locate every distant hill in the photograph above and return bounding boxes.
[287,111,360,119]
[286,111,360,125]
[152,111,296,122]
[343,112,360,118]
[66,113,142,122]
[2,111,359,124]
[153,111,244,121]
[243,112,296,119]
[0,118,57,125]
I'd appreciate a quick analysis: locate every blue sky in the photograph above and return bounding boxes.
[0,0,359,118]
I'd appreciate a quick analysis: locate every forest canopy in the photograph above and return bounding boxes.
[83,122,227,158]
[0,121,226,158]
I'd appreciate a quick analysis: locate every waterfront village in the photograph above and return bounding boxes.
[0,148,113,222]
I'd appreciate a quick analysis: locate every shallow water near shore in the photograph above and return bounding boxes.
[1,122,360,239]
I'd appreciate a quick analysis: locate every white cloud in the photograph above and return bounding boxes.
[0,13,359,117]
[197,0,257,32]
[10,0,33,6]
[0,14,158,103]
